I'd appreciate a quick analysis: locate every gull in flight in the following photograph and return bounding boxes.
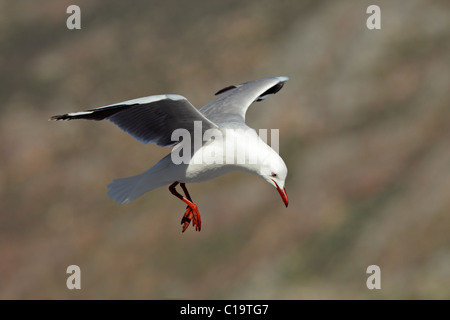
[51,76,289,232]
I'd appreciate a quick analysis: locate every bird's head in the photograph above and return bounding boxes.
[257,151,289,207]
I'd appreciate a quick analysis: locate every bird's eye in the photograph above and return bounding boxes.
[271,172,277,177]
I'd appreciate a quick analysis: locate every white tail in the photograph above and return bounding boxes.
[107,174,145,204]
[107,155,176,204]
[107,171,166,204]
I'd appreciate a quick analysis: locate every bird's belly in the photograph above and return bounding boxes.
[174,128,264,183]
[183,162,237,183]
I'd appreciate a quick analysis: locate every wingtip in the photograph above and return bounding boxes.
[277,76,290,82]
[49,114,69,121]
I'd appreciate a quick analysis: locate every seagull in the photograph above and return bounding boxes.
[51,76,289,232]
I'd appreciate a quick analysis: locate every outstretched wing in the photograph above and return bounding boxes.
[50,94,218,146]
[199,76,289,125]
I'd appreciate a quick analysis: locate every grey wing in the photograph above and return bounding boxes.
[50,94,218,146]
[199,76,289,125]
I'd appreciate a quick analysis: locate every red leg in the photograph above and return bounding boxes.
[180,183,201,231]
[169,182,202,232]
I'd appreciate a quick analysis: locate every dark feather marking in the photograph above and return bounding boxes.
[50,104,135,121]
[255,81,285,102]
[214,85,237,96]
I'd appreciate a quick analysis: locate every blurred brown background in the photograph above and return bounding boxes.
[0,0,449,299]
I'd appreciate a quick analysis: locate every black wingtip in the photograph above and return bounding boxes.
[214,85,237,96]
[255,81,285,102]
[49,114,70,121]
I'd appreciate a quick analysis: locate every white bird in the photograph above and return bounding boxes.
[51,76,289,232]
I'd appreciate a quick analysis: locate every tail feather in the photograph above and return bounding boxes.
[107,175,141,204]
[107,171,163,204]
[107,155,175,204]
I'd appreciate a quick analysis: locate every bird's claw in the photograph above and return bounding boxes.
[181,205,201,232]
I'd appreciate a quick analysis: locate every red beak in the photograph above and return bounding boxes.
[273,180,288,208]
